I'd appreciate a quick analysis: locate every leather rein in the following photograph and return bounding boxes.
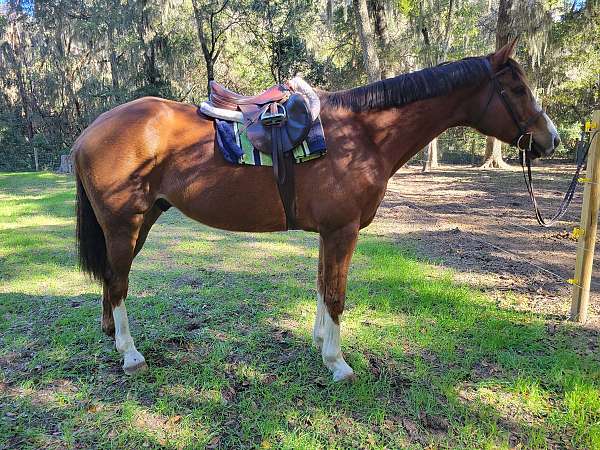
[477,60,588,228]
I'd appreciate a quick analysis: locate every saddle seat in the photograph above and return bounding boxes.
[209,81,289,110]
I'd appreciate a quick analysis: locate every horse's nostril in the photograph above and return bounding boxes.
[553,135,561,149]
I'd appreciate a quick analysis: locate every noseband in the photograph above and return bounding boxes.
[476,60,544,150]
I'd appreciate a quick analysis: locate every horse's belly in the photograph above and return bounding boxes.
[163,166,289,232]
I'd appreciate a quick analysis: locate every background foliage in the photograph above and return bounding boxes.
[0,0,598,171]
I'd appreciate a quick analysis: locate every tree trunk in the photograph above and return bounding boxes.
[192,0,216,95]
[496,0,514,48]
[107,24,120,95]
[57,154,72,173]
[369,0,392,78]
[353,0,381,83]
[480,136,512,169]
[422,138,439,172]
[480,0,513,170]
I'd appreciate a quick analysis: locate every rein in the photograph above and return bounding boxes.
[520,133,593,227]
[478,59,591,227]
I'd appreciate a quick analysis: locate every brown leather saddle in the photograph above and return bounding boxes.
[209,81,314,229]
[210,81,311,158]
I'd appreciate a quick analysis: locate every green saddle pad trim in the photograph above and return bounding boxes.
[234,122,325,166]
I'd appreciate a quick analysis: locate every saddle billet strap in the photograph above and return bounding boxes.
[271,124,298,229]
[278,152,298,230]
[272,125,283,184]
[277,153,298,230]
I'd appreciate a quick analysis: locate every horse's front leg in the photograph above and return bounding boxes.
[312,236,326,349]
[316,224,358,382]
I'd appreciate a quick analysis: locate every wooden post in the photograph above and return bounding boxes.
[570,110,600,323]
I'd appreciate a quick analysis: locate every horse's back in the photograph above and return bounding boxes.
[72,97,213,216]
[73,97,205,166]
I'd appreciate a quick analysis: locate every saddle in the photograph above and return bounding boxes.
[207,80,315,229]
[209,81,312,160]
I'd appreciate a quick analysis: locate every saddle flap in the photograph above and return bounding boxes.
[246,93,312,155]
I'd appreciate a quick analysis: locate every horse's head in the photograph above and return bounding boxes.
[473,39,560,159]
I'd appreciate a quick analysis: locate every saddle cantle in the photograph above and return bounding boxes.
[209,81,289,109]
[203,78,321,230]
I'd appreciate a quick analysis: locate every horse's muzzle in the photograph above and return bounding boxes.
[529,135,560,159]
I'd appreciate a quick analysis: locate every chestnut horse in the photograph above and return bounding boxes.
[73,40,559,380]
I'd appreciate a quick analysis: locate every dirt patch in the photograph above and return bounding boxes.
[374,164,599,329]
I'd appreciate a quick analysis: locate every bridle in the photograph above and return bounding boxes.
[476,58,588,227]
[475,60,544,150]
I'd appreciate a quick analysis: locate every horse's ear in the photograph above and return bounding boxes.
[491,37,519,68]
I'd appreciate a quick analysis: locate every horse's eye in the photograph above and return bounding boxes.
[511,86,527,96]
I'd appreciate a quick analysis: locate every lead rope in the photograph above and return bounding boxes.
[521,130,599,227]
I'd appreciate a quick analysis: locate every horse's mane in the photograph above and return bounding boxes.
[324,57,492,112]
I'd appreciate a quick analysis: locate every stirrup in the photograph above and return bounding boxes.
[261,103,287,126]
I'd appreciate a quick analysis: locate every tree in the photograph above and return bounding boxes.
[479,0,553,169]
[1,7,36,169]
[244,0,319,84]
[369,0,393,78]
[417,0,456,171]
[422,139,439,172]
[191,0,238,94]
[480,0,513,169]
[353,0,381,82]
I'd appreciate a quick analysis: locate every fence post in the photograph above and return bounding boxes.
[570,110,600,323]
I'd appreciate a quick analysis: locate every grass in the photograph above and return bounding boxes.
[0,172,599,449]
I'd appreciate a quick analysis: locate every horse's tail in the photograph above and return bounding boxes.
[76,173,108,282]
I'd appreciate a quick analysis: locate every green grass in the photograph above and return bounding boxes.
[1,172,599,449]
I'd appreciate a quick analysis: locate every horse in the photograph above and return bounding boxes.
[72,39,560,381]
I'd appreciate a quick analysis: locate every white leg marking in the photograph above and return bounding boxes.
[113,301,147,374]
[312,292,326,348]
[321,308,355,382]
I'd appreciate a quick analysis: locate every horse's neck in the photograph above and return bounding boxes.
[356,85,478,176]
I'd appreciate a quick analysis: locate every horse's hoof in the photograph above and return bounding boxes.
[332,367,356,382]
[122,350,147,375]
[123,360,148,375]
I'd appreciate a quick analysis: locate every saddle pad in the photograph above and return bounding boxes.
[215,117,326,166]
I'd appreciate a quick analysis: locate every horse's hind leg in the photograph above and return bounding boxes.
[103,216,148,374]
[101,205,162,338]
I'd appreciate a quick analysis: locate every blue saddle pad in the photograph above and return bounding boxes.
[215,117,327,166]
